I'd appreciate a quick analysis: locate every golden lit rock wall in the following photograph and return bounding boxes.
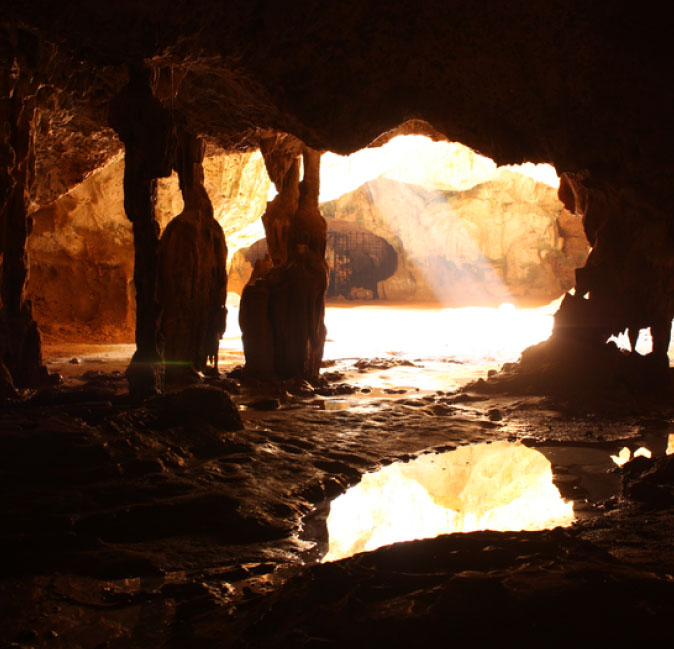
[26,150,269,341]
[320,169,587,305]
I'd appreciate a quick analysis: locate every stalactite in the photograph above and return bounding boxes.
[240,145,328,381]
[0,49,52,390]
[261,157,300,265]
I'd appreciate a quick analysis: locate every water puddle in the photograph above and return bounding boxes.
[322,435,674,562]
[323,441,575,562]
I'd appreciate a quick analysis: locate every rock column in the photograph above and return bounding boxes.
[157,130,228,385]
[0,52,51,390]
[109,68,175,395]
[240,145,328,381]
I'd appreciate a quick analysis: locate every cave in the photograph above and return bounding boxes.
[3,3,674,647]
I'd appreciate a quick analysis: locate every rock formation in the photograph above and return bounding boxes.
[110,69,231,393]
[0,37,52,389]
[320,171,587,305]
[26,149,267,342]
[157,132,227,385]
[109,67,176,395]
[230,219,398,300]
[240,147,328,381]
[557,173,674,365]
[1,2,673,388]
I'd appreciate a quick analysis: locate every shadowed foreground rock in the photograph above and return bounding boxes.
[0,41,53,390]
[109,68,175,395]
[228,530,674,648]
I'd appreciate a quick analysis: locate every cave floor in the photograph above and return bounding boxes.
[2,346,674,648]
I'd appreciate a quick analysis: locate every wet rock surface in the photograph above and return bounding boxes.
[2,353,674,647]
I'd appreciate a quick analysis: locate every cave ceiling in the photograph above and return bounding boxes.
[4,1,673,207]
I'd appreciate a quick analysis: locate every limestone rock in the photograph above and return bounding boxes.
[151,385,242,430]
[231,220,398,300]
[240,148,328,381]
[25,150,268,342]
[321,171,588,305]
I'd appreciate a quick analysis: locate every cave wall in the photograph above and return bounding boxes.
[25,150,269,342]
[321,171,587,305]
[231,156,589,306]
[2,2,674,385]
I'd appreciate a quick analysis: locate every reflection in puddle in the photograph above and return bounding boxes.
[323,441,574,562]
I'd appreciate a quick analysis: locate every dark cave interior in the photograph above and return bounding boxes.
[3,2,674,647]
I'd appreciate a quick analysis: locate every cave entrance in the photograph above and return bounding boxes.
[229,134,579,307]
[223,133,588,388]
[28,131,591,386]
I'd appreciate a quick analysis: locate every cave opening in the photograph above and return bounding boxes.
[218,132,588,392]
[26,130,587,390]
[4,5,674,646]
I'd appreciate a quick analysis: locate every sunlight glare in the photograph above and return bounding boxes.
[611,446,653,467]
[611,447,632,467]
[322,299,558,364]
[319,135,559,202]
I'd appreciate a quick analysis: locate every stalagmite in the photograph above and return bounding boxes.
[240,145,328,381]
[157,131,228,385]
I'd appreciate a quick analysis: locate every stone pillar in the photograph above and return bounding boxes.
[109,67,175,396]
[240,145,329,382]
[157,130,228,385]
[0,53,52,390]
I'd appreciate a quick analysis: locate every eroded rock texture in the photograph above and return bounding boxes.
[109,67,178,394]
[26,149,266,342]
[0,39,52,390]
[562,172,674,362]
[230,220,397,300]
[157,133,227,385]
[240,148,328,381]
[2,2,674,388]
[321,173,586,305]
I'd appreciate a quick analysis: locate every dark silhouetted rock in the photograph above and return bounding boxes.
[152,385,242,430]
